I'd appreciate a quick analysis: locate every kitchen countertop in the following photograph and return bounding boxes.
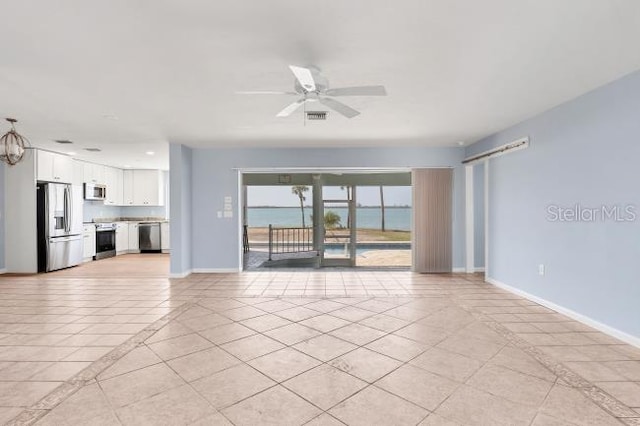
[84,217,169,224]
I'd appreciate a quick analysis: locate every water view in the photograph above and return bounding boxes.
[247,206,411,231]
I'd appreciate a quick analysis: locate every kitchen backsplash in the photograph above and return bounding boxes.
[83,201,167,222]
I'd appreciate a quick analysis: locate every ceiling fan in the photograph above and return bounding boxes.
[237,65,387,119]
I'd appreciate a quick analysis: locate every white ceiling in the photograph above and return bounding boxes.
[2,0,640,169]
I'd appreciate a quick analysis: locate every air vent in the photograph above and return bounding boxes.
[54,139,73,144]
[84,148,101,152]
[306,111,328,120]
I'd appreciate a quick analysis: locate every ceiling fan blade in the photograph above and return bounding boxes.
[276,99,306,117]
[236,91,297,95]
[318,97,360,118]
[289,65,316,92]
[324,85,387,96]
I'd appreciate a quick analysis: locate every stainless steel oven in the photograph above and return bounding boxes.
[95,223,116,260]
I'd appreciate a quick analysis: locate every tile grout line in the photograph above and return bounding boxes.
[4,300,198,426]
[450,291,639,423]
[191,296,453,422]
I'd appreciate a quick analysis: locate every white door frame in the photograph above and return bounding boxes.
[237,167,413,271]
[465,165,474,273]
[464,161,490,275]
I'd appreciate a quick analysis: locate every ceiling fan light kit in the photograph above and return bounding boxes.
[239,65,387,120]
[0,118,30,166]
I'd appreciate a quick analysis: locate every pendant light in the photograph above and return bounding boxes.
[0,118,29,166]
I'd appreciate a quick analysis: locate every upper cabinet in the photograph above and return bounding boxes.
[126,170,165,206]
[72,160,84,186]
[82,162,105,185]
[104,166,123,205]
[123,169,135,206]
[36,150,74,183]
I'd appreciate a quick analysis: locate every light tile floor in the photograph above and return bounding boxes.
[0,269,639,425]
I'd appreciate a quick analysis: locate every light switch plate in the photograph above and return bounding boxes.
[217,211,223,218]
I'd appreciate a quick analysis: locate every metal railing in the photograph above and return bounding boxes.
[268,224,315,261]
[242,225,250,253]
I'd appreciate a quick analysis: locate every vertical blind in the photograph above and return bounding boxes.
[412,168,453,273]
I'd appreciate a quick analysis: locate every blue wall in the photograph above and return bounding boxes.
[171,146,466,274]
[169,144,192,275]
[473,162,485,269]
[467,70,640,339]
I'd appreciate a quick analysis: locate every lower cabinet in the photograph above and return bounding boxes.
[128,222,140,252]
[83,225,96,260]
[115,222,129,253]
[161,222,170,251]
[82,221,168,258]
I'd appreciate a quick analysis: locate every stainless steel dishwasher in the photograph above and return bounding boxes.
[138,222,161,253]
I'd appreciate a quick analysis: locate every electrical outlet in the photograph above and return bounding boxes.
[538,264,545,276]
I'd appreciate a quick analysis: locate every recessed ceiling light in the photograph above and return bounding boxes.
[54,139,73,144]
[84,148,101,152]
[457,141,466,146]
[146,151,155,155]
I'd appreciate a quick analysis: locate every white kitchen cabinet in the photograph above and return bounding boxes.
[115,222,129,253]
[36,150,73,183]
[132,170,164,206]
[128,222,140,252]
[36,150,54,182]
[82,162,105,184]
[83,224,96,260]
[123,169,135,206]
[72,160,84,186]
[104,167,123,205]
[161,222,170,251]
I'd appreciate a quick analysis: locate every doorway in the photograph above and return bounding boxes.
[320,185,356,267]
[241,171,412,270]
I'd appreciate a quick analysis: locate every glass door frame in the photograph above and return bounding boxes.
[319,185,356,267]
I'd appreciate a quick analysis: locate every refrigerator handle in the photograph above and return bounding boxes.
[64,186,70,233]
[68,186,73,233]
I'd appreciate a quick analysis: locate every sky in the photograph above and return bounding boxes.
[247,186,411,207]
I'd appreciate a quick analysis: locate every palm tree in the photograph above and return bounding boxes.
[379,185,386,232]
[291,185,309,227]
[324,211,341,229]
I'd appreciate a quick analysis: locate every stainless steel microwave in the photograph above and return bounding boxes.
[84,183,107,200]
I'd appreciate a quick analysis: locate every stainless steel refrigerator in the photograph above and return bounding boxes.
[37,182,83,272]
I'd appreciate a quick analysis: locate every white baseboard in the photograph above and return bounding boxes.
[475,267,485,273]
[169,268,241,278]
[452,267,485,273]
[486,277,640,349]
[0,268,6,275]
[169,270,192,279]
[192,268,241,274]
